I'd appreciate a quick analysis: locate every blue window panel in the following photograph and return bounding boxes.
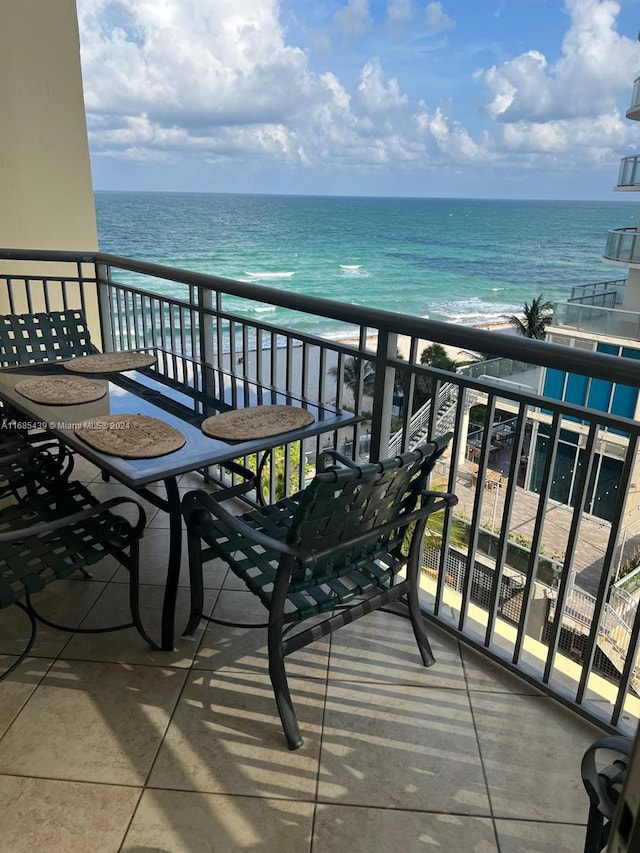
[611,383,637,419]
[587,378,612,413]
[621,346,640,360]
[543,369,565,400]
[565,373,588,406]
[596,342,619,356]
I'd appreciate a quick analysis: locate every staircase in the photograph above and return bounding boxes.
[388,383,479,455]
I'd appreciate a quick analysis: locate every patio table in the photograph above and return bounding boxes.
[0,358,358,650]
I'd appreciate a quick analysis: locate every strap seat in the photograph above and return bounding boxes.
[183,433,457,749]
[0,477,156,679]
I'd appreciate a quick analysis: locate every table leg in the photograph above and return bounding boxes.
[160,476,182,651]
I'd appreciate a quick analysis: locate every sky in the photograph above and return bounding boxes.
[76,0,640,199]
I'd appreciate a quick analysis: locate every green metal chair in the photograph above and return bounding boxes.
[582,735,633,853]
[0,474,156,680]
[0,432,75,500]
[0,309,97,366]
[182,434,457,749]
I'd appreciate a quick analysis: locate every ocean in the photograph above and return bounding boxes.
[95,192,640,336]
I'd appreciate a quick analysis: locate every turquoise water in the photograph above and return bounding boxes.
[95,192,640,333]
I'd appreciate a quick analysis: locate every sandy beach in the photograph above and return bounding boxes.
[338,319,516,364]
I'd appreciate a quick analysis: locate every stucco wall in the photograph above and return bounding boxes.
[0,0,97,253]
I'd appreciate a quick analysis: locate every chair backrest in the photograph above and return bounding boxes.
[285,434,452,584]
[0,310,97,366]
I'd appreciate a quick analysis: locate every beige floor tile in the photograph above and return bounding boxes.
[469,692,603,822]
[123,788,314,852]
[0,659,187,785]
[111,526,230,589]
[495,819,587,852]
[327,608,466,689]
[0,578,106,659]
[192,589,330,679]
[86,480,163,526]
[69,454,103,484]
[61,582,218,667]
[318,682,490,814]
[0,656,52,735]
[461,644,542,695]
[313,805,498,853]
[148,670,324,797]
[0,775,140,853]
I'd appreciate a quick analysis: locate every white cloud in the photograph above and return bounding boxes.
[424,2,455,35]
[387,0,414,26]
[75,0,632,186]
[478,0,637,123]
[334,0,372,39]
[77,0,491,174]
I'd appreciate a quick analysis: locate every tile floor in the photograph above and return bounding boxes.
[0,458,605,852]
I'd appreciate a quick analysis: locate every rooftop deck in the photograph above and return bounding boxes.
[0,463,601,853]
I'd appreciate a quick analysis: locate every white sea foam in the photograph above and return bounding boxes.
[339,264,370,278]
[244,271,295,279]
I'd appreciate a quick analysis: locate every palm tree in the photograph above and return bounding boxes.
[328,356,376,398]
[509,294,554,340]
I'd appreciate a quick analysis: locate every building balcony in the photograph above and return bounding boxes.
[551,299,640,339]
[604,227,640,267]
[627,76,640,121]
[0,248,638,851]
[617,155,640,190]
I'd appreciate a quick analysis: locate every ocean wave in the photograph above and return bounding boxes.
[447,311,513,325]
[339,264,370,278]
[244,271,295,280]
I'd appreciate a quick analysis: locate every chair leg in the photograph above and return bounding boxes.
[127,541,159,650]
[406,535,436,667]
[584,802,608,853]
[184,530,205,635]
[0,602,37,682]
[407,583,436,667]
[268,617,303,750]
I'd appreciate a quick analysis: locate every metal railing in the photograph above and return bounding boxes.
[2,247,640,737]
[568,279,626,306]
[618,156,640,189]
[552,300,640,340]
[604,228,640,265]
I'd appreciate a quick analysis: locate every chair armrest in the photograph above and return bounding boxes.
[0,495,146,545]
[421,489,459,511]
[316,449,358,471]
[182,489,301,558]
[183,487,458,570]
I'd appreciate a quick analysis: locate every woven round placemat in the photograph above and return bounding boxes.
[74,414,186,458]
[64,351,156,374]
[16,375,107,406]
[201,405,315,441]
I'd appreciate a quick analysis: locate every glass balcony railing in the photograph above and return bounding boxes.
[553,300,640,339]
[627,76,640,121]
[604,228,640,264]
[617,155,640,189]
[2,247,640,741]
[567,278,626,306]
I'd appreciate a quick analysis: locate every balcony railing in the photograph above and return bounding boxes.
[2,247,640,739]
[567,278,626,306]
[627,76,640,121]
[604,227,640,265]
[617,155,640,189]
[552,300,640,339]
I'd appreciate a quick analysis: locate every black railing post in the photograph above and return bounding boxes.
[368,330,397,462]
